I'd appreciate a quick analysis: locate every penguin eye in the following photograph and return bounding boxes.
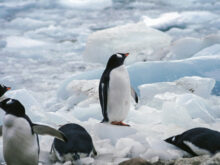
[116,54,122,58]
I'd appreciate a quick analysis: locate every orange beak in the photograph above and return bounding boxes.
[125,53,129,57]
[7,87,11,91]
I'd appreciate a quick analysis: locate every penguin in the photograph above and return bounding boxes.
[0,98,67,165]
[0,84,11,101]
[165,127,220,156]
[99,53,138,126]
[51,123,97,162]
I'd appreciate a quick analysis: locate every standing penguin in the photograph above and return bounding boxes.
[52,123,97,162]
[99,53,138,126]
[0,98,67,165]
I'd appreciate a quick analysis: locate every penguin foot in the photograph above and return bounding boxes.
[111,121,130,126]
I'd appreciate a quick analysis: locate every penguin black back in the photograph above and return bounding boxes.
[53,123,96,160]
[165,127,220,156]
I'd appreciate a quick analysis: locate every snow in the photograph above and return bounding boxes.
[58,0,112,10]
[83,22,172,65]
[1,0,220,165]
[143,11,218,32]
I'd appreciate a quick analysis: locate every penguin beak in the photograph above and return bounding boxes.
[125,53,129,57]
[7,87,11,91]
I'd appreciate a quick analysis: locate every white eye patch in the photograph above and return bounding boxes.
[6,99,13,105]
[116,54,122,58]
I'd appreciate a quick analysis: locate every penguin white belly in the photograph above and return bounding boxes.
[107,65,131,122]
[3,115,38,165]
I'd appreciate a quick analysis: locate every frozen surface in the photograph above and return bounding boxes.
[83,22,172,65]
[154,34,220,60]
[1,0,220,164]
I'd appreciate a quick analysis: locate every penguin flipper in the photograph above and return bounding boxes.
[0,125,2,136]
[33,124,67,142]
[99,75,109,122]
[131,87,138,103]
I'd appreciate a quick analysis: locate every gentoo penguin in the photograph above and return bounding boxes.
[165,127,220,156]
[52,123,97,162]
[99,53,138,126]
[0,84,11,101]
[0,98,67,165]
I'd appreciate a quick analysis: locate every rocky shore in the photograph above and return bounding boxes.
[119,153,220,165]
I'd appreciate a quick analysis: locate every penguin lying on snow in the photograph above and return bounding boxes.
[165,127,220,156]
[0,84,11,100]
[0,98,67,165]
[52,123,97,162]
[99,53,138,126]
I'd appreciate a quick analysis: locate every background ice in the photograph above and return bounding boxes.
[1,0,220,164]
[83,22,172,64]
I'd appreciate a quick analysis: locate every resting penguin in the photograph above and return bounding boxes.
[0,98,67,165]
[99,53,138,126]
[0,84,11,101]
[51,123,97,162]
[165,127,220,156]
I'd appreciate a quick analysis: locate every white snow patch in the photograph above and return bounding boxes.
[5,36,47,49]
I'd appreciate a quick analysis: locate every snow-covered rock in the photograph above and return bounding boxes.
[83,22,172,65]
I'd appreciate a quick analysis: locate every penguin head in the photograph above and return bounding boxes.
[0,98,25,117]
[0,84,11,97]
[106,53,129,69]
